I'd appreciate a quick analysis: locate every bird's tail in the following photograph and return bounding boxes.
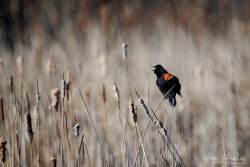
[168,96,176,107]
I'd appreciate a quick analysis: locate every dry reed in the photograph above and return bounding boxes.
[113,82,128,166]
[0,137,7,163]
[79,89,108,166]
[134,89,186,167]
[9,75,14,94]
[129,99,149,167]
[25,93,33,143]
[51,88,60,111]
[0,98,4,125]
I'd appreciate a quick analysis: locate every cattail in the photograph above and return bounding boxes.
[73,123,80,137]
[129,99,137,125]
[121,42,128,59]
[113,82,120,102]
[101,84,107,104]
[129,98,148,167]
[0,98,4,124]
[66,82,71,100]
[16,55,23,75]
[25,111,33,143]
[25,93,33,143]
[50,154,57,167]
[0,137,7,163]
[9,75,14,94]
[51,88,60,111]
[134,89,186,167]
[66,70,71,100]
[61,79,66,99]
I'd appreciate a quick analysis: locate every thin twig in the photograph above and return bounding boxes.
[85,143,91,167]
[76,133,85,167]
[135,124,149,167]
[78,89,108,166]
[47,92,55,152]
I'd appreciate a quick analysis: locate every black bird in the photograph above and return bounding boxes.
[153,64,181,107]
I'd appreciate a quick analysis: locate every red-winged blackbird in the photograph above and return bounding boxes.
[153,64,181,107]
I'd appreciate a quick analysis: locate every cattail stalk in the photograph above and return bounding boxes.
[134,89,185,167]
[35,79,41,165]
[220,128,227,167]
[61,78,66,167]
[171,106,175,167]
[85,143,92,167]
[76,133,84,167]
[47,93,55,152]
[79,89,108,166]
[113,82,128,165]
[122,41,129,167]
[129,100,149,167]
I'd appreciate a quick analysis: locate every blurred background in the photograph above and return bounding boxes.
[1,0,250,51]
[0,0,250,166]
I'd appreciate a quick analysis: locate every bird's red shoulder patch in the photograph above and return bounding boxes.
[163,73,173,81]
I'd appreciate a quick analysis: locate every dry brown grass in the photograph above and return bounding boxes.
[0,19,249,166]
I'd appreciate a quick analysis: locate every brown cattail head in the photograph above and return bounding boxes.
[129,99,137,125]
[9,75,14,94]
[66,70,71,100]
[0,98,4,124]
[113,82,120,102]
[0,137,7,163]
[101,84,107,104]
[25,111,34,143]
[50,154,57,167]
[51,88,60,111]
[25,93,33,143]
[113,82,121,110]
